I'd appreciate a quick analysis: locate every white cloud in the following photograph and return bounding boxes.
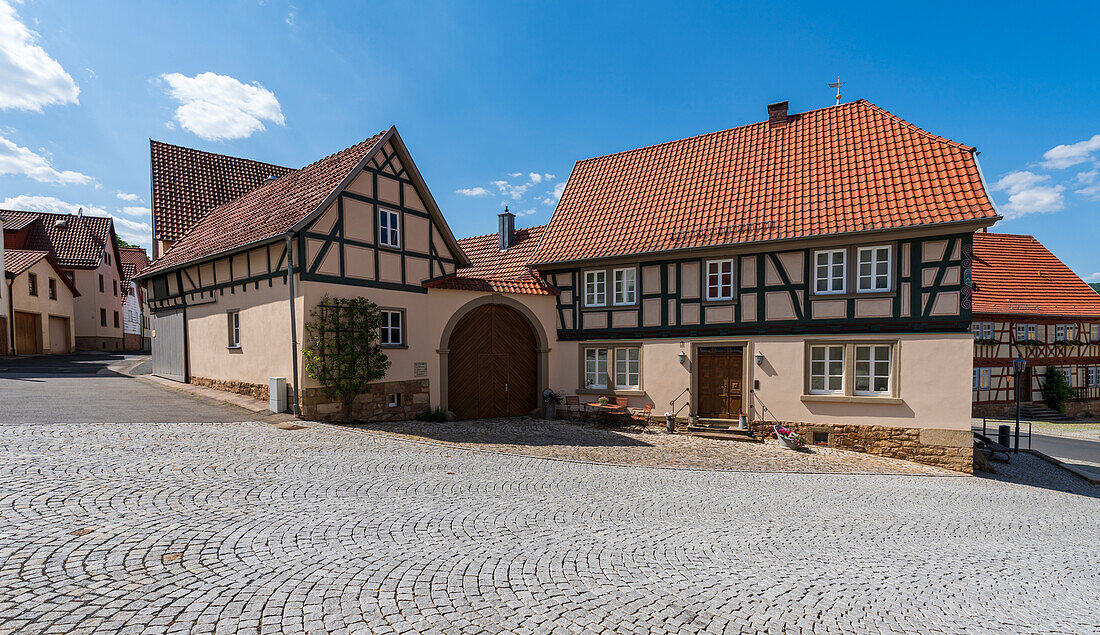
[992,171,1065,219]
[285,5,297,25]
[515,208,537,217]
[1074,169,1100,199]
[116,191,141,202]
[529,172,543,184]
[120,205,150,217]
[541,181,567,205]
[493,179,529,199]
[455,186,489,197]
[158,72,285,141]
[1041,134,1100,169]
[508,172,523,178]
[0,134,93,184]
[1083,272,1100,283]
[0,0,80,111]
[0,194,151,246]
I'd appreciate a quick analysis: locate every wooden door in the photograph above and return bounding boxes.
[14,312,41,355]
[1020,367,1033,402]
[151,308,187,382]
[0,318,7,356]
[448,304,538,419]
[697,347,743,419]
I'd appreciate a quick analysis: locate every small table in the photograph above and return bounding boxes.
[584,402,629,425]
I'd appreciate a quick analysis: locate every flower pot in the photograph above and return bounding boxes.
[777,435,798,450]
[544,403,557,420]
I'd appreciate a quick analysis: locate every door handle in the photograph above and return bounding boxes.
[505,383,508,392]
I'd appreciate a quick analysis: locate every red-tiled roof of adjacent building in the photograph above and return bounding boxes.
[141,132,388,276]
[424,225,556,295]
[530,100,999,266]
[0,209,121,273]
[118,246,149,300]
[3,249,81,296]
[0,210,39,231]
[151,140,294,244]
[972,232,1100,317]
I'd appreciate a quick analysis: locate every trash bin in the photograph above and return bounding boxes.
[998,424,1011,448]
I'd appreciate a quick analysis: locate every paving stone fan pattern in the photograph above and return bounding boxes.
[0,421,1097,634]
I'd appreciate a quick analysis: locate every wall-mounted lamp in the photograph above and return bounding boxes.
[755,351,764,366]
[678,351,687,364]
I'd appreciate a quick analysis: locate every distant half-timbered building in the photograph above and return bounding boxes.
[970,233,1100,417]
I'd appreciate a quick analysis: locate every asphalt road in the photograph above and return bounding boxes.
[0,353,259,423]
[1031,432,1100,464]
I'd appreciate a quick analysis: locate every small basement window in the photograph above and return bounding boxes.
[388,393,402,408]
[811,430,830,446]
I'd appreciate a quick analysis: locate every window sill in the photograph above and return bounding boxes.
[226,345,242,351]
[810,291,895,300]
[801,394,903,405]
[381,344,408,350]
[577,388,645,397]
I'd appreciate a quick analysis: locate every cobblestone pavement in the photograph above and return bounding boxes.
[356,418,959,475]
[1,421,1097,634]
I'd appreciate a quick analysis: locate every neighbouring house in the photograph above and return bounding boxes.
[0,209,125,351]
[139,100,1000,473]
[3,249,80,354]
[970,233,1100,417]
[0,218,6,356]
[119,246,151,351]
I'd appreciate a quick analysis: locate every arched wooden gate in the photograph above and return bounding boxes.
[446,304,537,419]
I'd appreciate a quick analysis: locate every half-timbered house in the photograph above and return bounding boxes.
[970,232,1100,417]
[525,100,1001,471]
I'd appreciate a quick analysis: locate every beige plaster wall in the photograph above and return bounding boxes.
[10,259,77,353]
[551,333,973,430]
[70,252,123,340]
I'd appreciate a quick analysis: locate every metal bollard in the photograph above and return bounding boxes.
[665,414,675,434]
[998,424,1011,448]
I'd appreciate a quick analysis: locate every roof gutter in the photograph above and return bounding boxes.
[285,232,300,416]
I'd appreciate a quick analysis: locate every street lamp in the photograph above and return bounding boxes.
[1012,357,1028,453]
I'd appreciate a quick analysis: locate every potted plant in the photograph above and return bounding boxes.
[598,396,610,406]
[773,425,806,450]
[543,389,563,420]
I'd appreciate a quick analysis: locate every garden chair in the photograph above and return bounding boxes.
[630,403,654,426]
[564,395,587,421]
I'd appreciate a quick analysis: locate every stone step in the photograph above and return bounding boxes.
[688,431,763,443]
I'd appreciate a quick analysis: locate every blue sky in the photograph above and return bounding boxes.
[1,0,1097,281]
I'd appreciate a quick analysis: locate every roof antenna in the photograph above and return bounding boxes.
[828,77,845,105]
[77,206,84,217]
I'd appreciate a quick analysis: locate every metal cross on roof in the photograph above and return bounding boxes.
[828,76,845,104]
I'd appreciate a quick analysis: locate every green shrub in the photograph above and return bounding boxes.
[417,407,448,422]
[1041,368,1075,414]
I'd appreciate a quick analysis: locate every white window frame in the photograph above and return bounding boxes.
[854,344,892,395]
[584,270,606,307]
[814,249,846,295]
[1091,324,1100,343]
[613,268,637,306]
[973,367,991,390]
[378,208,400,247]
[584,348,609,389]
[1056,366,1074,387]
[388,392,402,408]
[705,259,735,301]
[227,310,241,348]
[809,345,845,394]
[614,347,640,390]
[971,322,994,340]
[856,246,892,292]
[1086,367,1100,388]
[1014,324,1037,342]
[380,309,403,347]
[1055,324,1077,341]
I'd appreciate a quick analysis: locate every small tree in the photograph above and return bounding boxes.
[1041,367,1075,414]
[302,295,391,420]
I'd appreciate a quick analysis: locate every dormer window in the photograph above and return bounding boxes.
[613,268,636,305]
[814,249,846,294]
[378,208,400,247]
[857,246,892,292]
[584,270,606,307]
[706,259,735,301]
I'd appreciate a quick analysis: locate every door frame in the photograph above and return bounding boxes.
[690,339,750,419]
[438,294,550,415]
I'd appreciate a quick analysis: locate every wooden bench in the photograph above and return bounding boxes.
[975,433,1011,463]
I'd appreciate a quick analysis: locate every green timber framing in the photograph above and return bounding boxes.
[545,230,976,341]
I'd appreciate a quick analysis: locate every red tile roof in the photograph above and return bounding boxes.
[0,209,121,273]
[0,210,39,231]
[141,132,388,276]
[530,100,999,265]
[972,233,1100,317]
[118,246,149,300]
[3,249,81,296]
[424,225,556,295]
[151,140,294,244]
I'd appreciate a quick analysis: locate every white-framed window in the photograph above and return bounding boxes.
[973,367,991,390]
[584,348,609,389]
[1091,324,1100,343]
[854,344,892,394]
[971,322,995,340]
[1014,324,1037,342]
[705,259,735,301]
[378,208,400,247]
[380,310,403,346]
[227,310,241,347]
[613,268,637,305]
[857,246,892,292]
[614,347,640,389]
[814,249,846,294]
[1055,324,1077,341]
[809,345,845,394]
[584,270,606,307]
[388,393,402,408]
[1086,367,1100,388]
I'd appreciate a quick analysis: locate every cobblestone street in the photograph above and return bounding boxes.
[1,420,1097,634]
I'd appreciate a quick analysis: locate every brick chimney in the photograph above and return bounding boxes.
[767,101,789,125]
[498,206,516,251]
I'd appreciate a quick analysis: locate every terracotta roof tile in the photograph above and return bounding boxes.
[972,233,1100,317]
[530,100,999,265]
[141,133,388,276]
[151,140,294,243]
[3,249,81,296]
[118,246,148,299]
[424,225,556,295]
[0,210,119,271]
[0,210,38,231]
